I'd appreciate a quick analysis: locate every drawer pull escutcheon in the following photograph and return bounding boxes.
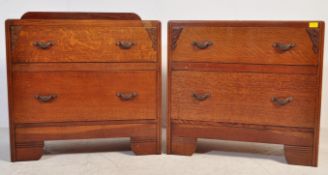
[271,96,293,106]
[116,41,135,49]
[116,92,138,101]
[192,93,210,101]
[192,41,213,49]
[33,41,54,49]
[272,42,295,52]
[35,95,57,103]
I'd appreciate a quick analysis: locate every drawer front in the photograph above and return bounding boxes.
[11,26,157,63]
[172,27,318,65]
[171,71,317,128]
[13,71,157,123]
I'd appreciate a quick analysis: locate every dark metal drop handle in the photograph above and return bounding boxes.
[272,96,293,106]
[272,42,296,52]
[33,41,54,49]
[35,95,57,103]
[116,92,138,101]
[116,41,135,49]
[192,41,213,49]
[192,93,210,101]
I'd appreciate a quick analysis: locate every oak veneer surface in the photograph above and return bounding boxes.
[168,21,324,167]
[21,12,142,20]
[171,71,317,128]
[6,12,161,161]
[13,71,157,123]
[173,27,318,65]
[12,25,157,63]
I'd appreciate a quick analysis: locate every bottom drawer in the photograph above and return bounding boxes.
[171,71,317,128]
[13,71,157,123]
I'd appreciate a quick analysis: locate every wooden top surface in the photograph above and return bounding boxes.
[21,12,142,20]
[169,20,325,28]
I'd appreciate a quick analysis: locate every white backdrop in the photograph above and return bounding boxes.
[0,0,327,128]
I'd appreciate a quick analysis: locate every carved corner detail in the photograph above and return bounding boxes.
[10,26,22,51]
[171,27,183,50]
[306,28,320,54]
[146,28,158,51]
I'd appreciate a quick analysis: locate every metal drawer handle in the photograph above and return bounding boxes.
[116,92,138,101]
[192,41,213,49]
[272,42,295,52]
[116,41,135,49]
[271,96,293,106]
[35,94,57,103]
[33,41,54,49]
[192,93,210,101]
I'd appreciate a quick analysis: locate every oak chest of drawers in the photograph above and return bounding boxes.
[6,12,161,161]
[167,21,324,166]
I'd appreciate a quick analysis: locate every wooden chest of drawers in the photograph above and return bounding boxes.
[167,21,324,166]
[6,12,161,161]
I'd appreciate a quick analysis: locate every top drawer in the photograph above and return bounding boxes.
[170,22,323,65]
[9,20,159,63]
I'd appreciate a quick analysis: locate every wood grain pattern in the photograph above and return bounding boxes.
[172,62,317,75]
[6,13,161,161]
[171,136,197,155]
[13,63,158,72]
[312,22,325,167]
[172,71,317,128]
[167,21,324,166]
[166,22,174,153]
[5,19,16,162]
[14,121,158,160]
[172,27,318,65]
[284,145,314,166]
[21,12,141,20]
[13,71,157,123]
[169,20,324,28]
[131,136,159,155]
[170,120,314,157]
[11,25,157,63]
[155,23,162,153]
[171,120,314,146]
[15,141,44,161]
[9,20,159,30]
[15,121,157,142]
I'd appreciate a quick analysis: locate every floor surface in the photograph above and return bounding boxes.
[0,128,327,175]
